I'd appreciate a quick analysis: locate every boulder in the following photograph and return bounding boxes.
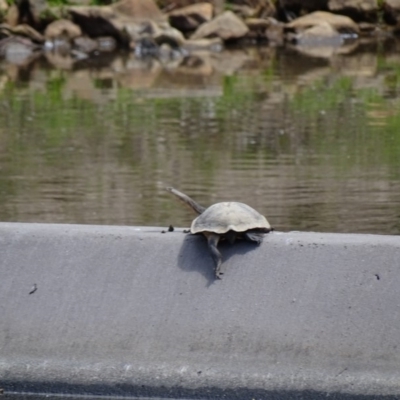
[132,35,159,56]
[182,37,223,52]
[229,0,276,18]
[158,0,214,10]
[44,19,82,40]
[5,0,47,29]
[128,19,185,47]
[0,35,40,64]
[265,18,285,44]
[68,6,130,45]
[97,36,117,52]
[0,0,8,13]
[230,4,260,18]
[13,23,44,42]
[383,0,400,25]
[168,2,213,32]
[245,17,271,39]
[65,0,91,4]
[129,20,186,58]
[286,11,360,35]
[328,0,379,22]
[73,36,98,53]
[152,21,186,46]
[112,0,164,22]
[44,37,71,55]
[276,0,328,21]
[245,16,284,41]
[278,0,326,10]
[295,20,343,45]
[191,10,249,41]
[44,49,75,69]
[0,23,44,43]
[68,4,176,49]
[257,0,276,18]
[229,0,276,19]
[6,4,21,27]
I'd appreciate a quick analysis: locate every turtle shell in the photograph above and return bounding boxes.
[190,202,271,234]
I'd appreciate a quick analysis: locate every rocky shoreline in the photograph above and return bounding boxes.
[1,0,400,65]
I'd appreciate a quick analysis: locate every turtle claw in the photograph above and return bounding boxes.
[215,269,223,280]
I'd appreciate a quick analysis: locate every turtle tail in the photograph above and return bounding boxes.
[166,187,206,215]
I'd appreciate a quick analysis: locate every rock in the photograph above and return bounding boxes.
[357,21,378,34]
[68,5,172,48]
[276,0,327,21]
[291,36,358,58]
[97,36,117,52]
[112,0,164,22]
[0,23,44,43]
[158,0,216,12]
[0,35,40,64]
[153,21,186,46]
[295,20,343,45]
[168,2,213,32]
[0,0,8,13]
[44,19,82,40]
[5,0,47,29]
[157,42,172,58]
[13,24,44,43]
[191,10,249,41]
[182,37,223,52]
[44,50,75,69]
[255,0,276,18]
[383,0,400,25]
[132,22,186,59]
[133,36,159,57]
[73,36,98,53]
[175,54,214,76]
[230,4,260,18]
[6,4,21,27]
[128,19,185,49]
[286,11,360,35]
[245,16,285,44]
[245,17,282,40]
[265,18,285,44]
[68,6,130,45]
[245,17,269,39]
[44,37,71,55]
[66,0,91,5]
[328,0,379,22]
[229,0,276,18]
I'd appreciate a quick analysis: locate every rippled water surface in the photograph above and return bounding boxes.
[1,42,400,234]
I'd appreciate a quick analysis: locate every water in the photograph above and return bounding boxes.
[1,41,400,234]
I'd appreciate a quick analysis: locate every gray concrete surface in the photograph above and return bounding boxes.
[0,222,400,399]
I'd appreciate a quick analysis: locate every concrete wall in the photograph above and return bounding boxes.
[1,222,400,399]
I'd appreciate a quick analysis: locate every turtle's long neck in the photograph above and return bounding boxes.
[166,187,206,215]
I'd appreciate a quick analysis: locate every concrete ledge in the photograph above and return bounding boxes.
[1,222,400,399]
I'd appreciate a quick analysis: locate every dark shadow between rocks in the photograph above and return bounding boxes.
[177,232,263,286]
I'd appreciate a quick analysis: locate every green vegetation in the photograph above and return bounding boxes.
[2,58,400,174]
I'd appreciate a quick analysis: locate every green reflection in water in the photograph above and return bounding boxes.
[0,48,399,234]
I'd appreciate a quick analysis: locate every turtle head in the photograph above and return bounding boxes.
[166,187,206,215]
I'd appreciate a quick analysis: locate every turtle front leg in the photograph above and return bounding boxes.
[207,233,222,279]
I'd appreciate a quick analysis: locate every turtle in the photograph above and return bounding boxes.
[167,187,273,279]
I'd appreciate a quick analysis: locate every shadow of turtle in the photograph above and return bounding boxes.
[217,239,261,277]
[177,233,261,286]
[177,234,215,286]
